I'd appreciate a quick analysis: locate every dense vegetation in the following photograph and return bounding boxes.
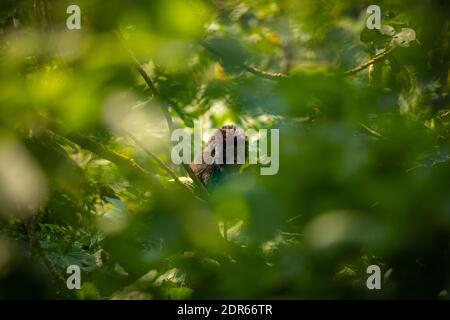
[0,0,449,299]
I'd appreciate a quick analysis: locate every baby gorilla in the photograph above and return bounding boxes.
[191,125,247,188]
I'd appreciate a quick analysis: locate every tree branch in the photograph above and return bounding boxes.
[200,40,287,80]
[342,47,396,76]
[114,31,178,132]
[134,64,175,132]
[201,37,396,80]
[360,123,386,139]
[120,129,191,191]
[242,64,288,80]
[27,213,68,294]
[116,32,210,196]
[45,129,163,190]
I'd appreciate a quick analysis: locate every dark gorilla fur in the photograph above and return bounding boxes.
[191,125,247,188]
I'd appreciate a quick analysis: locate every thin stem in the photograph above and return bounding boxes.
[360,123,386,139]
[223,220,228,241]
[200,40,287,81]
[121,129,191,191]
[343,47,396,76]
[242,64,288,80]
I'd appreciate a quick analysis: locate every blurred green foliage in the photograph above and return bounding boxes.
[0,0,449,299]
